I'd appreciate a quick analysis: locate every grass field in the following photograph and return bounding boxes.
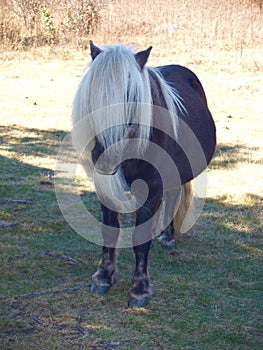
[1,1,263,349]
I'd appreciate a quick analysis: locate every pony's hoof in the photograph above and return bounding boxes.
[128,297,149,308]
[159,238,176,250]
[90,283,110,295]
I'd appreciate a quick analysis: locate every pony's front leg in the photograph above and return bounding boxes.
[128,240,152,307]
[90,205,119,295]
[128,194,161,307]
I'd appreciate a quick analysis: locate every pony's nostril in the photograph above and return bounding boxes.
[95,162,118,176]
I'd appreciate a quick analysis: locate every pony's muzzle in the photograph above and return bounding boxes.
[94,154,120,175]
[95,163,119,176]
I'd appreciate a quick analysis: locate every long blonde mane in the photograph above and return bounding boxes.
[72,44,186,213]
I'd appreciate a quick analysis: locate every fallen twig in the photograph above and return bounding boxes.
[44,251,85,265]
[100,340,133,349]
[30,314,45,325]
[0,198,34,205]
[0,221,18,227]
[20,283,90,299]
[77,314,85,335]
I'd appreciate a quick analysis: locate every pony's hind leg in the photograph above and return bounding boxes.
[158,222,176,250]
[158,181,193,249]
[90,205,119,294]
[173,181,193,234]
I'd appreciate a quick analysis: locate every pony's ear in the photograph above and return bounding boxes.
[135,46,153,70]
[90,40,103,61]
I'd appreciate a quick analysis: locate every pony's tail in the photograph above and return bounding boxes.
[173,181,194,234]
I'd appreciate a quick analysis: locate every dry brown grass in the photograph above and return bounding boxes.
[97,0,262,47]
[0,0,262,80]
[1,0,262,58]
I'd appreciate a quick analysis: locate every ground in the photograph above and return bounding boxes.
[0,47,262,349]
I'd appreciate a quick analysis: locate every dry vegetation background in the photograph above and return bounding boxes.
[0,0,262,60]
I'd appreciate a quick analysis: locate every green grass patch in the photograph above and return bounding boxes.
[0,121,262,349]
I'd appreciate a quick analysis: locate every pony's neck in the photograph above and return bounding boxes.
[147,67,183,143]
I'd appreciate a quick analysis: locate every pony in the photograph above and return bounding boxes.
[71,41,216,307]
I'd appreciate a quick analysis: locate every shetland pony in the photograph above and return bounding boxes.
[72,41,216,307]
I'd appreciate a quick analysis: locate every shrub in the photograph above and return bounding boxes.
[0,0,103,48]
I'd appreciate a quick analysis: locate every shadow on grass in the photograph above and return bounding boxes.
[0,150,262,349]
[0,124,68,157]
[0,124,78,236]
[200,193,262,236]
[0,154,51,180]
[210,142,261,170]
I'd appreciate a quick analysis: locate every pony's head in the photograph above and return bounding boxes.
[72,41,154,176]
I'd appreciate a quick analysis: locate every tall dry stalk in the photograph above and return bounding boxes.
[0,0,262,68]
